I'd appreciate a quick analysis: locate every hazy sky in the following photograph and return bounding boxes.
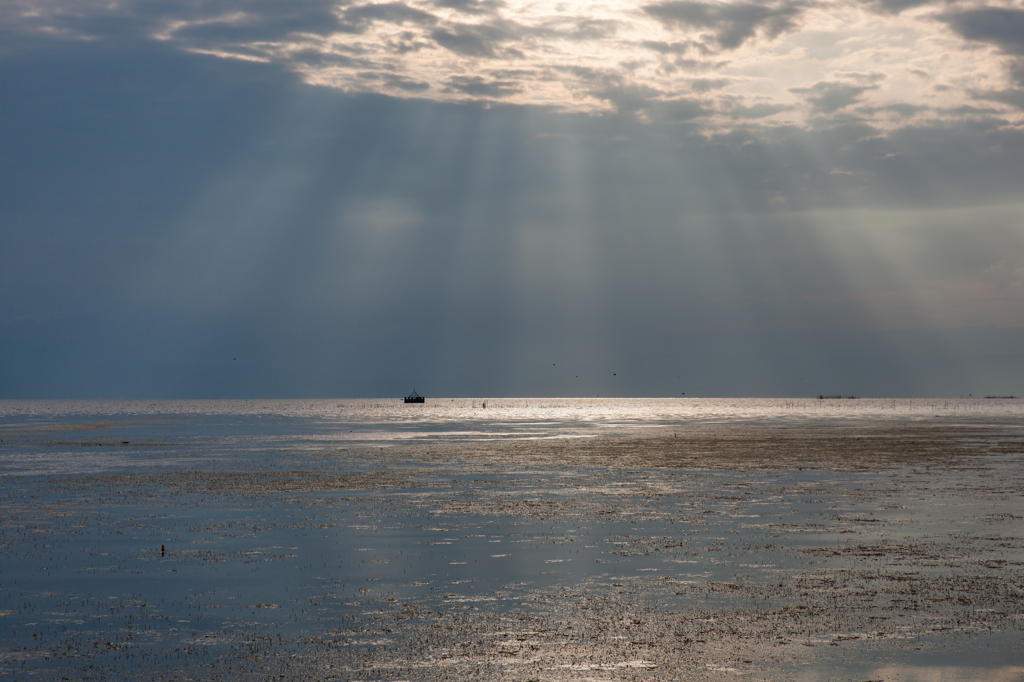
[2,0,1023,398]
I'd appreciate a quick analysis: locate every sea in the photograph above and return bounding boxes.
[3,397,1022,476]
[2,398,1023,681]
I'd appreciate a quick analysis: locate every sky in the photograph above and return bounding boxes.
[1,0,1023,398]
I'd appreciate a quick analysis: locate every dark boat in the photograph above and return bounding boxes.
[404,390,425,404]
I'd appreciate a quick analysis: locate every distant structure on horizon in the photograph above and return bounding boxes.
[404,390,425,404]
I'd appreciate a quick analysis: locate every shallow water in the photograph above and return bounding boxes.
[1,399,1023,680]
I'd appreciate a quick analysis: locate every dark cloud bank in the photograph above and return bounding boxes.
[1,35,1023,398]
[643,0,804,50]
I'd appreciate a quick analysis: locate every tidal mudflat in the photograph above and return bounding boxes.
[1,399,1023,681]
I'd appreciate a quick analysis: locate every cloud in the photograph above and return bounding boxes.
[641,39,709,56]
[1011,60,1024,86]
[592,80,664,114]
[938,7,1024,113]
[339,2,440,34]
[562,19,621,40]
[443,75,521,96]
[430,0,505,14]
[289,49,367,68]
[166,7,345,43]
[558,67,679,117]
[970,87,1024,110]
[640,40,726,73]
[643,0,805,50]
[726,100,789,119]
[940,7,1024,56]
[3,0,1024,131]
[881,102,927,117]
[384,74,432,91]
[2,0,348,44]
[865,0,935,15]
[357,70,433,91]
[430,20,523,57]
[690,77,730,92]
[650,97,711,121]
[790,76,884,114]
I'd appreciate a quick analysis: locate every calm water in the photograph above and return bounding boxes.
[2,397,1022,476]
[2,399,1023,681]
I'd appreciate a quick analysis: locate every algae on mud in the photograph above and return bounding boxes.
[1,399,1023,681]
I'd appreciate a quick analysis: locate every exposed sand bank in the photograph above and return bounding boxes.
[2,416,1022,680]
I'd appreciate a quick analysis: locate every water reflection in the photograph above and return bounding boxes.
[0,400,1022,680]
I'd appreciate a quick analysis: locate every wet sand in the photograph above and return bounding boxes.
[2,415,1023,681]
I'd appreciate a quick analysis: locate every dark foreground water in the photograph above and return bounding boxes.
[2,399,1023,681]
